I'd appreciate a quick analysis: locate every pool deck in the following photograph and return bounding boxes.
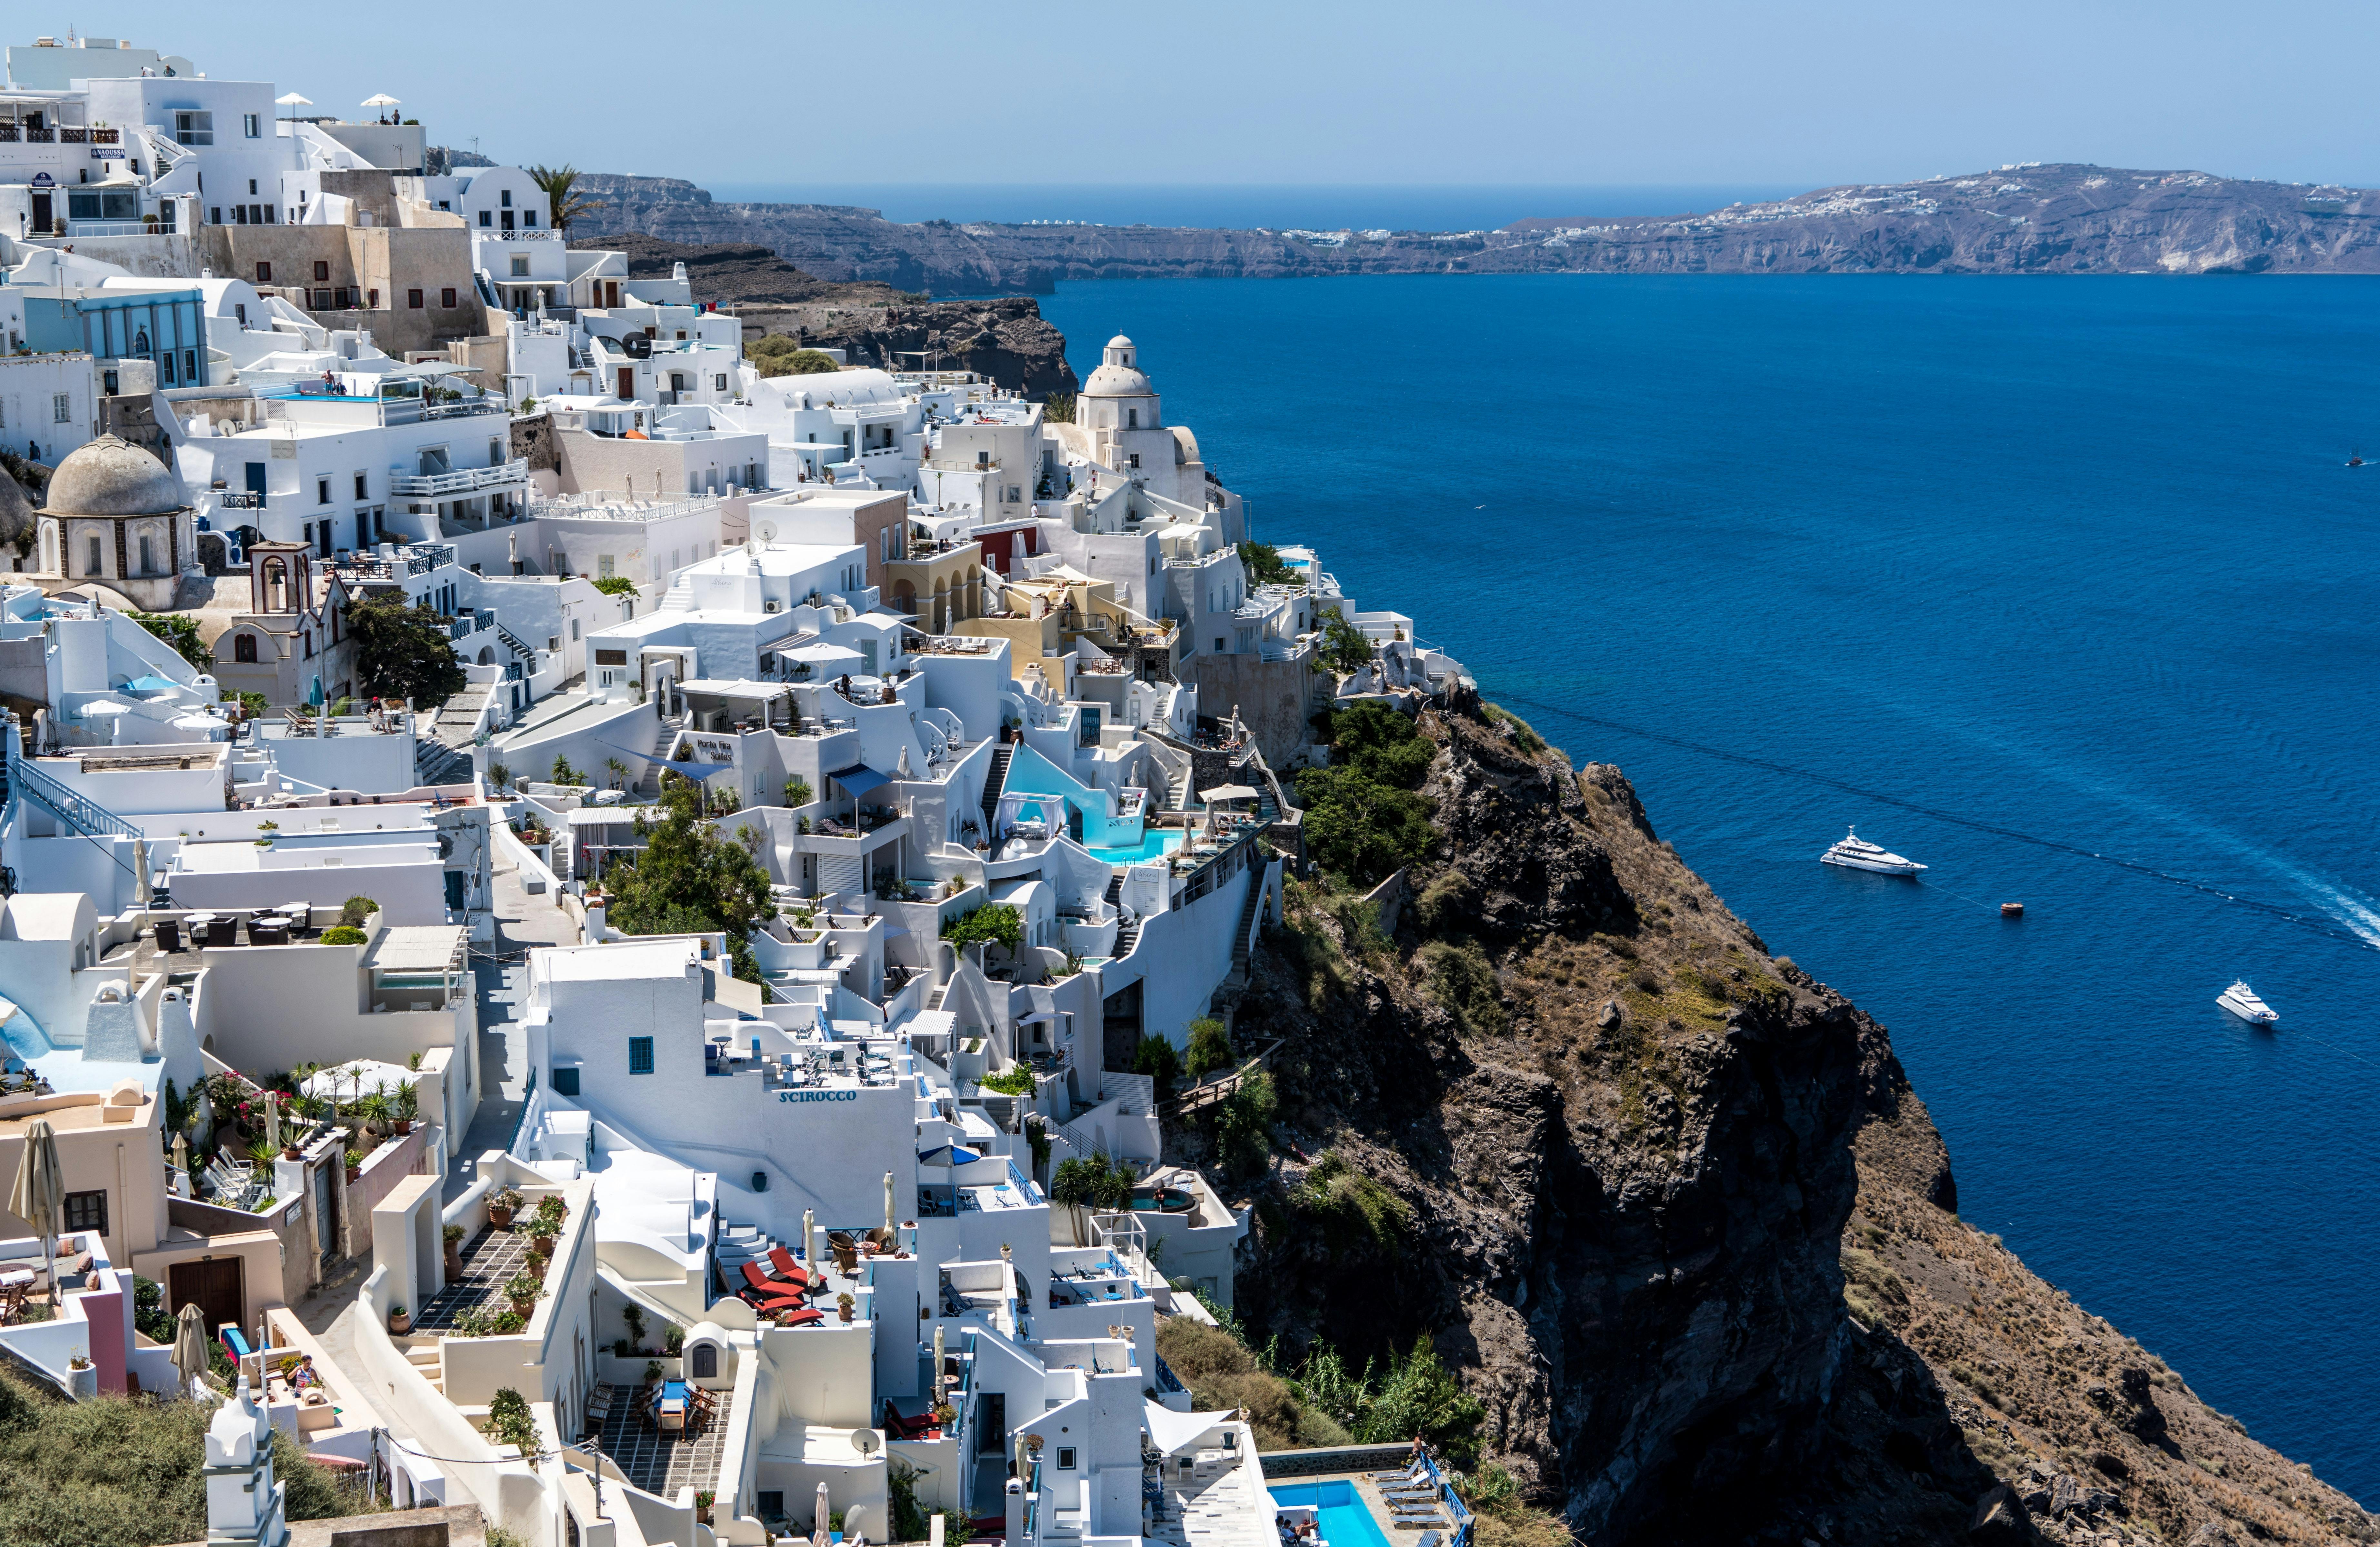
[1278,1472,1454,1544]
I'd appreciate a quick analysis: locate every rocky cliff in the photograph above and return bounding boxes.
[570,164,2380,294]
[578,232,1078,397]
[1211,690,2375,1544]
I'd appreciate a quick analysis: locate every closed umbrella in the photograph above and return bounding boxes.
[262,1091,281,1155]
[813,1480,833,1547]
[170,1130,189,1195]
[883,1171,895,1236]
[170,1301,211,1397]
[8,1117,64,1305]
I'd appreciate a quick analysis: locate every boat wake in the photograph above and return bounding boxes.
[1497,691,2380,957]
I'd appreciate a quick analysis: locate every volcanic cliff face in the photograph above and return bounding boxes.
[570,164,2380,294]
[1217,691,2376,1545]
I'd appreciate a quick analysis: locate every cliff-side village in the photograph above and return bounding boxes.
[0,31,1477,1547]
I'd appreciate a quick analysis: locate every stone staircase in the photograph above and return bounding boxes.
[1105,873,1143,959]
[716,1219,782,1278]
[979,745,1013,836]
[1226,865,1265,986]
[402,1339,444,1394]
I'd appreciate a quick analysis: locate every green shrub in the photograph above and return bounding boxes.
[1294,1151,1410,1258]
[590,574,637,597]
[784,775,813,808]
[321,926,368,945]
[1215,1070,1277,1179]
[979,1065,1036,1096]
[1478,703,1545,754]
[1420,940,1507,1036]
[1316,606,1374,675]
[941,903,1023,956]
[1049,1152,1135,1210]
[1131,1033,1182,1101]
[1236,540,1295,586]
[1296,763,1434,886]
[1184,1017,1234,1079]
[339,896,379,928]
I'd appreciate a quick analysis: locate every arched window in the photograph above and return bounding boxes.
[233,633,258,663]
[133,328,151,355]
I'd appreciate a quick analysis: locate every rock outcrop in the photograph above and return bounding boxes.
[578,233,1078,397]
[570,164,2380,295]
[1215,691,2377,1544]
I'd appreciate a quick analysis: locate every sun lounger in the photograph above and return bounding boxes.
[1410,1533,1443,1547]
[740,1262,809,1303]
[1392,1521,1447,1532]
[1369,1464,1426,1483]
[766,1246,826,1290]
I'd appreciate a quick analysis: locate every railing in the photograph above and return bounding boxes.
[8,756,140,840]
[408,543,455,576]
[424,399,505,420]
[389,458,527,496]
[68,220,158,238]
[16,127,54,144]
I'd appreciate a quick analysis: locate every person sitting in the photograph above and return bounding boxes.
[287,1355,322,1392]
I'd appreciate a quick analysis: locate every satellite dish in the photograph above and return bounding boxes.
[756,521,778,542]
[851,1427,881,1456]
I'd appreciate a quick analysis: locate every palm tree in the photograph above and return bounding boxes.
[526,164,599,233]
[604,757,627,791]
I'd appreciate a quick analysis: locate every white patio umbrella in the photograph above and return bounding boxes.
[170,1300,211,1397]
[361,93,400,108]
[812,1480,833,1547]
[8,1117,64,1306]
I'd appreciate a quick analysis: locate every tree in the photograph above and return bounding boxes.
[525,164,598,232]
[941,903,1023,956]
[744,335,843,377]
[1215,1070,1278,1179]
[1316,607,1375,675]
[1296,764,1435,885]
[131,612,210,671]
[1131,1033,1182,1101]
[605,776,774,980]
[1236,541,1295,587]
[345,595,467,707]
[1185,1017,1234,1079]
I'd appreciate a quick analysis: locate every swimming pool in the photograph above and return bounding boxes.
[1084,829,1183,865]
[1268,1480,1392,1547]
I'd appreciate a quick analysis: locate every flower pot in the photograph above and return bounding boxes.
[394,1119,413,1136]
[488,1205,514,1229]
[837,1306,854,1324]
[345,1166,361,1184]
[530,1233,556,1258]
[510,1298,535,1320]
[445,1249,463,1279]
[283,1145,303,1161]
[389,1311,412,1335]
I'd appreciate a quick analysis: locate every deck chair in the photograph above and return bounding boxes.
[737,1263,808,1311]
[766,1246,825,1291]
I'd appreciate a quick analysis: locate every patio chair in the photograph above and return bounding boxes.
[765,1246,825,1291]
[738,1263,809,1310]
[772,1306,826,1328]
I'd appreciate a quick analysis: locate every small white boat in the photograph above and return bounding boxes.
[2217,980,2277,1024]
[1819,826,1927,875]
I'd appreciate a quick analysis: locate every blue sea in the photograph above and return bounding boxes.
[1040,274,2380,1504]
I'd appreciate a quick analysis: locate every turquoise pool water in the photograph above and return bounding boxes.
[1268,1481,1392,1547]
[1085,830,1183,865]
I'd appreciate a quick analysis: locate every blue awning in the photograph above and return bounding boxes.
[827,764,892,798]
[918,1144,983,1166]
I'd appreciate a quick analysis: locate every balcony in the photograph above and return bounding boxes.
[389,458,528,497]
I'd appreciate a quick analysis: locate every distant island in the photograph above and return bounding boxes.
[572,163,2380,295]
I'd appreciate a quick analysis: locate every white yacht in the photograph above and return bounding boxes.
[2217,980,2278,1024]
[1819,826,1927,875]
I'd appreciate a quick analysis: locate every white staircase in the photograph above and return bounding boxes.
[716,1219,782,1277]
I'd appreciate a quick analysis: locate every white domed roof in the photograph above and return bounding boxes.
[1105,334,1133,350]
[1083,361,1154,397]
[0,469,32,545]
[42,434,185,517]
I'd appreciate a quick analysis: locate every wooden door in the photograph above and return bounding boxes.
[31,193,51,233]
[168,1257,244,1340]
[617,367,635,401]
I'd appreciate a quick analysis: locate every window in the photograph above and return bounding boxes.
[690,1343,717,1378]
[209,208,221,225]
[570,619,581,641]
[597,554,615,578]
[53,393,72,423]
[61,1189,107,1236]
[1213,637,1224,653]
[441,288,457,309]
[479,210,492,227]
[234,634,257,663]
[551,1067,580,1097]
[174,110,212,146]
[138,535,154,573]
[714,374,726,391]
[510,256,529,277]
[243,113,261,138]
[185,349,198,382]
[595,649,626,666]
[500,189,513,208]
[407,289,423,309]
[86,536,104,575]
[355,472,369,500]
[1128,408,1138,428]
[314,261,330,282]
[248,179,259,196]
[1056,1447,1076,1470]
[316,478,331,505]
[523,209,537,227]
[627,1037,654,1075]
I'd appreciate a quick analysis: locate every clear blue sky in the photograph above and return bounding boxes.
[47,0,2380,189]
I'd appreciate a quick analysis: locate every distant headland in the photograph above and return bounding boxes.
[570,163,2380,295]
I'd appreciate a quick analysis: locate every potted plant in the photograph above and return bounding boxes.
[643,1359,663,1388]
[388,1303,411,1335]
[836,1292,855,1324]
[489,1188,523,1229]
[490,1307,525,1334]
[444,1223,466,1276]
[504,1271,543,1319]
[344,1147,364,1183]
[695,1491,715,1526]
[392,1080,417,1136]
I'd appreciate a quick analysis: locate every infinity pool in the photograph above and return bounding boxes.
[1268,1480,1392,1547]
[1084,830,1183,865]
